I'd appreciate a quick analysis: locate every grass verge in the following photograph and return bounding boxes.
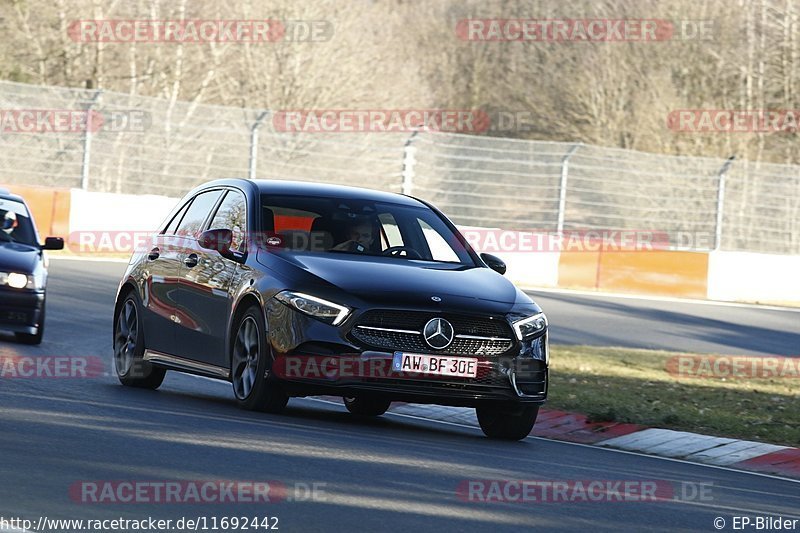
[548,345,799,446]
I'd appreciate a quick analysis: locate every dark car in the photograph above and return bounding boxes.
[0,189,64,344]
[113,179,548,440]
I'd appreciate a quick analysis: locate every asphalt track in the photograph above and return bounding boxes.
[526,288,800,356]
[1,258,799,532]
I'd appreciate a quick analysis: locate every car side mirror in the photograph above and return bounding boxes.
[480,253,506,275]
[43,237,64,250]
[198,228,233,256]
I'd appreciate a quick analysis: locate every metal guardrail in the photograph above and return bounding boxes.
[0,80,797,254]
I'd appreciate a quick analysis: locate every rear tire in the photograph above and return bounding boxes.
[231,305,288,414]
[343,396,391,416]
[476,404,539,440]
[113,292,166,389]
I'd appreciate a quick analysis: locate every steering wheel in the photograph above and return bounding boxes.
[382,246,422,259]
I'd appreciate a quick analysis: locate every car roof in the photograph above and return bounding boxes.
[196,178,426,208]
[0,190,26,204]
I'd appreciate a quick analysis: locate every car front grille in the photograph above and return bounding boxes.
[350,310,515,357]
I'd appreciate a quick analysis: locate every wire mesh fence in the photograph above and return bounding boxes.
[0,80,797,254]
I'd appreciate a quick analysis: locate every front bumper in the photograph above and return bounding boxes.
[266,300,548,406]
[0,288,45,334]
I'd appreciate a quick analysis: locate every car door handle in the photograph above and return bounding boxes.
[183,253,199,268]
[147,247,160,261]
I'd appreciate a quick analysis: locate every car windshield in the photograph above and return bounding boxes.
[0,198,37,246]
[260,195,475,265]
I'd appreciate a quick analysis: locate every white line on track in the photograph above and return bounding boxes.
[523,286,800,312]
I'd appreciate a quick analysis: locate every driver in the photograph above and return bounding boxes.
[331,218,376,252]
[2,210,18,233]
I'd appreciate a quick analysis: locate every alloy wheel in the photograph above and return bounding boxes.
[232,316,260,400]
[114,299,138,377]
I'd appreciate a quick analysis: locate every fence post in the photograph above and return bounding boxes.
[557,144,581,233]
[80,90,102,191]
[401,129,420,196]
[249,111,269,180]
[714,156,736,251]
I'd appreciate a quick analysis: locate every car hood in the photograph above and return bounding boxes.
[262,251,523,312]
[0,241,40,274]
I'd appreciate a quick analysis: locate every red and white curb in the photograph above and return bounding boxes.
[322,397,800,480]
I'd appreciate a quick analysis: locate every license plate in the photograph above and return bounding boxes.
[1,311,28,323]
[392,351,478,378]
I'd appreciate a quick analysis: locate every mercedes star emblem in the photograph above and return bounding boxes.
[423,317,454,350]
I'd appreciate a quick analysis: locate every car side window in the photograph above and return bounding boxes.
[378,213,404,250]
[209,190,247,252]
[176,190,224,238]
[162,201,191,236]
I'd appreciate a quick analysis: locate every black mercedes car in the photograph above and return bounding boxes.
[0,189,64,344]
[113,179,548,439]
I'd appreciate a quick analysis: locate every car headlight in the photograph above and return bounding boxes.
[512,312,547,340]
[0,272,34,289]
[274,290,351,326]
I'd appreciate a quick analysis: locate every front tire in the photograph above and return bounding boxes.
[343,396,391,416]
[231,305,288,413]
[476,404,539,440]
[15,329,43,345]
[113,293,166,389]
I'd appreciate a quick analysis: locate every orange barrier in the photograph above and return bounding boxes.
[597,251,709,298]
[557,251,602,289]
[557,250,709,298]
[0,184,71,238]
